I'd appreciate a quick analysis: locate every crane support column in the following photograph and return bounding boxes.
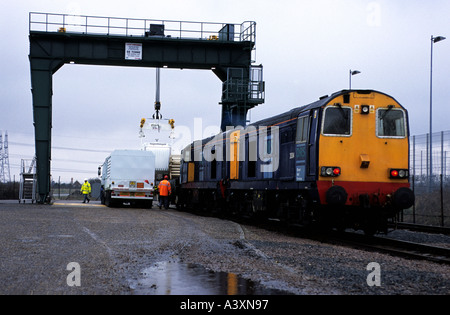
[29,58,63,203]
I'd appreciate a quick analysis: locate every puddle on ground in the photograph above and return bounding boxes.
[129,261,292,295]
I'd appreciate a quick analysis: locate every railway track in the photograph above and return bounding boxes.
[331,232,450,265]
[389,222,450,235]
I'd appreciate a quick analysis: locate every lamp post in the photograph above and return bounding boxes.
[349,70,361,90]
[429,35,446,189]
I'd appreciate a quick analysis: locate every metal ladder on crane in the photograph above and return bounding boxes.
[19,158,37,203]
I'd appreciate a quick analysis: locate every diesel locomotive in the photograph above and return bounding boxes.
[176,90,415,235]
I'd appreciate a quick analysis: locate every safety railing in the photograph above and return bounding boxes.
[29,12,256,43]
[221,66,265,104]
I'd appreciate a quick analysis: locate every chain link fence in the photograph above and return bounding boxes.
[0,178,101,201]
[0,181,19,199]
[404,130,450,227]
[50,178,101,200]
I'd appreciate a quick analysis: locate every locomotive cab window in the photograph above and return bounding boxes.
[377,107,406,138]
[322,106,352,136]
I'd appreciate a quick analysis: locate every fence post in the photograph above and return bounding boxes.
[441,174,444,227]
[441,132,444,226]
[442,131,444,176]
[426,134,429,191]
[412,135,416,223]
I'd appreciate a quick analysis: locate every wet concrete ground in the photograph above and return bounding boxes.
[0,200,292,295]
[1,200,449,295]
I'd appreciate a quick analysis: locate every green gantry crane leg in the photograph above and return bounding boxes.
[30,59,63,203]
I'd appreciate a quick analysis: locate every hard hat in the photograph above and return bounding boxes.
[84,178,88,182]
[164,175,169,179]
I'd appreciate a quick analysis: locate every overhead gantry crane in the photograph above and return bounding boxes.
[29,13,264,203]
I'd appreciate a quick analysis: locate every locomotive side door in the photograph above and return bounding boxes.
[295,114,309,181]
[308,109,319,177]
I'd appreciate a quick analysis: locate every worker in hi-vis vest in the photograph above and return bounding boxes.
[158,175,171,209]
[81,179,91,203]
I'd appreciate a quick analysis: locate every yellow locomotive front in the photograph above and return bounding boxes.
[316,90,414,232]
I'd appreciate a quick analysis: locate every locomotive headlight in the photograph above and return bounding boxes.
[390,169,409,179]
[361,105,370,115]
[321,166,341,177]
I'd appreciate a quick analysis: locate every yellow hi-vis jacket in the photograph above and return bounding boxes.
[81,182,91,195]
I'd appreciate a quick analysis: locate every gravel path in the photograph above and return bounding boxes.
[0,201,448,295]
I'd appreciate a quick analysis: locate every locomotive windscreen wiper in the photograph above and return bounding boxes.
[380,105,395,120]
[335,103,348,121]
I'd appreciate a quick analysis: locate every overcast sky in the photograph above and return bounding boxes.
[0,0,449,183]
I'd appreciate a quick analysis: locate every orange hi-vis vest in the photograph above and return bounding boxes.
[158,180,171,196]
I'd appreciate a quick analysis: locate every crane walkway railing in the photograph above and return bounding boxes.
[29,12,256,43]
